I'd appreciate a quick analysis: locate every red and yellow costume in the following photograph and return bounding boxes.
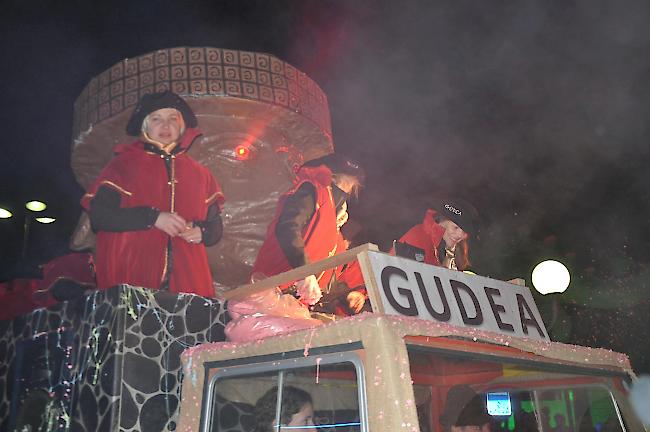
[81,128,224,297]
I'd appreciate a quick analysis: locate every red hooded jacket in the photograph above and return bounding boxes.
[252,165,341,289]
[81,128,224,297]
[397,209,446,266]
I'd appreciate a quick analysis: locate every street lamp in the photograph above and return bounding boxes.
[22,200,56,259]
[26,200,47,212]
[0,200,57,280]
[531,260,571,333]
[531,260,570,295]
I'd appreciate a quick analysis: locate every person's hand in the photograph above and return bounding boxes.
[179,225,202,244]
[295,275,322,305]
[154,212,187,237]
[336,202,349,229]
[347,290,366,313]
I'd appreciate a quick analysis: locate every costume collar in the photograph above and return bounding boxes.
[140,131,179,154]
[422,208,445,239]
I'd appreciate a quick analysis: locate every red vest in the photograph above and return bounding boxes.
[252,166,339,288]
[81,128,224,297]
[397,209,445,266]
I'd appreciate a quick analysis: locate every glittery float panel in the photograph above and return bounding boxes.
[179,314,634,432]
[0,285,228,432]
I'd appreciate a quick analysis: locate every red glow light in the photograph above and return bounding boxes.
[234,144,251,160]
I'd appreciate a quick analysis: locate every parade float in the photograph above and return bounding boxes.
[0,47,645,432]
[1,246,643,431]
[177,246,644,432]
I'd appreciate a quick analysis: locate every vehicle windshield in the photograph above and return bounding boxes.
[407,346,630,432]
[204,354,365,432]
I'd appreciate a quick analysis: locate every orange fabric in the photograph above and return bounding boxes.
[337,254,365,289]
[321,232,363,292]
[252,165,338,289]
[81,128,223,297]
[326,236,368,316]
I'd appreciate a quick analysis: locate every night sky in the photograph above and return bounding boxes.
[1,1,649,371]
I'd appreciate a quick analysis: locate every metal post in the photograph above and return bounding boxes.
[21,213,31,260]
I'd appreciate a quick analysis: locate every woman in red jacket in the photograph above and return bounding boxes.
[330,198,479,316]
[398,198,479,271]
[81,91,225,297]
[252,154,365,306]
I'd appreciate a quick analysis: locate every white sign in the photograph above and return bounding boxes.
[364,252,549,341]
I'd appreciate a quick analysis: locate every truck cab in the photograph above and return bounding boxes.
[177,247,644,432]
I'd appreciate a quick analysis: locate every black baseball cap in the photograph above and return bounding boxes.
[432,197,479,235]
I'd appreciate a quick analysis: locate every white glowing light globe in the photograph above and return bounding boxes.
[532,260,570,295]
[25,200,47,212]
[0,207,12,219]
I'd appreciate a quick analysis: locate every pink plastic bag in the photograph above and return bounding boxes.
[226,288,322,342]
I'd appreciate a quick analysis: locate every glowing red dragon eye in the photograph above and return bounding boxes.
[234,144,251,160]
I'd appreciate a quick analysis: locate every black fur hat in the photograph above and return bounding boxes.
[126,91,197,136]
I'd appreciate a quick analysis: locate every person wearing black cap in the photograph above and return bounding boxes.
[81,91,225,297]
[252,153,365,306]
[397,198,478,271]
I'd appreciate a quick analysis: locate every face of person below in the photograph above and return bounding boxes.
[145,108,184,144]
[439,219,468,247]
[332,174,357,195]
[281,403,316,431]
